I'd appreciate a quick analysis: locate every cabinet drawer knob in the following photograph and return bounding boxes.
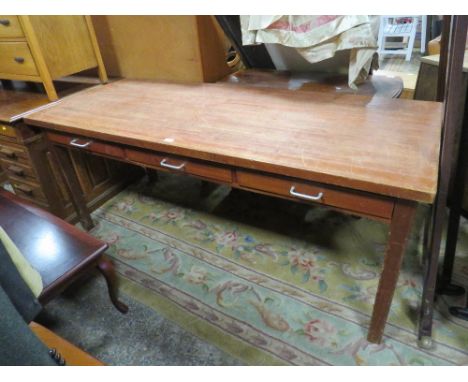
[70,138,92,148]
[0,19,11,26]
[289,186,323,201]
[14,57,25,64]
[160,158,186,171]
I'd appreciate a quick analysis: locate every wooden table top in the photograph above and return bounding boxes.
[0,81,97,123]
[25,79,443,203]
[0,189,107,290]
[0,87,51,124]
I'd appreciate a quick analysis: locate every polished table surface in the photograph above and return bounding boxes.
[24,79,443,203]
[0,189,128,312]
[0,189,106,296]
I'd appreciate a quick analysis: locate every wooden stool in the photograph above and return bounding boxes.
[0,189,127,313]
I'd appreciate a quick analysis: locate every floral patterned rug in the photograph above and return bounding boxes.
[90,173,468,365]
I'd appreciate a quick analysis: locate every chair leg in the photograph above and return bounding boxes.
[377,16,386,57]
[406,22,417,61]
[97,257,128,314]
[421,16,427,54]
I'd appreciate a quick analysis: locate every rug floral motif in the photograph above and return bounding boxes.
[90,174,468,365]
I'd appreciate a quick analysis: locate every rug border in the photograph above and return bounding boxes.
[117,275,288,366]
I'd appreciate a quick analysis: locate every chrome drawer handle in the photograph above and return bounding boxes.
[289,186,323,201]
[0,19,11,26]
[14,57,25,64]
[160,158,186,170]
[70,138,92,148]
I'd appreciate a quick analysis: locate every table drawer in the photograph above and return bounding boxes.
[0,16,24,39]
[1,159,37,182]
[47,132,125,159]
[0,142,30,163]
[11,178,47,203]
[236,170,394,220]
[0,42,38,76]
[126,149,233,184]
[0,124,17,139]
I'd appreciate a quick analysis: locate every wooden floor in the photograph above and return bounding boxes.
[379,51,422,75]
[377,50,423,99]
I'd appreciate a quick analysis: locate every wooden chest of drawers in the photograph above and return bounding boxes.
[0,16,107,101]
[0,121,133,220]
[0,86,135,221]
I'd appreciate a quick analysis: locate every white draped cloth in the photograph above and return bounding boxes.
[241,16,380,89]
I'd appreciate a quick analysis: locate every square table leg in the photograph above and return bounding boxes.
[367,199,417,344]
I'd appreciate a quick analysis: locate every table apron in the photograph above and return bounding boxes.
[46,131,396,223]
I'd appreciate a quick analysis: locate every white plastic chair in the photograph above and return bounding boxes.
[378,16,427,61]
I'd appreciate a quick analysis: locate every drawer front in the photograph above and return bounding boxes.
[11,178,47,203]
[126,149,233,184]
[1,159,37,182]
[236,170,394,220]
[0,124,17,139]
[47,132,125,159]
[0,42,38,76]
[0,142,30,163]
[0,16,24,39]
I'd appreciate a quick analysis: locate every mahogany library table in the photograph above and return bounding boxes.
[24,79,443,344]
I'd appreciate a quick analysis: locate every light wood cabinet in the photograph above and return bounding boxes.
[0,16,107,100]
[91,16,233,82]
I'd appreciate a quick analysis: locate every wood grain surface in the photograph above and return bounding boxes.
[0,86,49,123]
[25,79,443,203]
[29,322,103,366]
[91,16,231,82]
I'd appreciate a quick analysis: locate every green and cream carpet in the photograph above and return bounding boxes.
[89,173,468,365]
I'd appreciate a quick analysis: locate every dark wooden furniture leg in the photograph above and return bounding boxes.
[367,200,417,344]
[436,16,452,102]
[418,16,468,348]
[438,89,468,296]
[97,257,129,314]
[47,142,95,230]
